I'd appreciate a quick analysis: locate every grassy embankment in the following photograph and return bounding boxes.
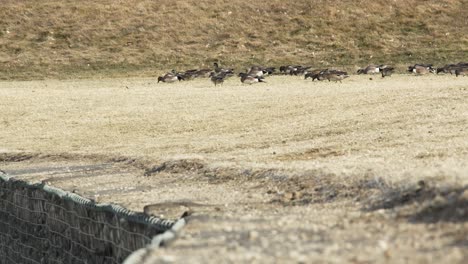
[1,0,467,80]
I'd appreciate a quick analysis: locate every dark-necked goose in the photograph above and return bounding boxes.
[239,72,266,85]
[214,62,234,75]
[357,65,380,74]
[290,65,311,75]
[247,66,264,77]
[157,71,183,83]
[455,67,468,77]
[209,72,227,86]
[437,62,468,75]
[279,65,310,75]
[248,66,276,77]
[319,69,349,83]
[304,69,325,81]
[408,64,435,75]
[177,69,199,80]
[195,69,213,78]
[437,64,457,74]
[380,67,395,78]
[326,73,349,83]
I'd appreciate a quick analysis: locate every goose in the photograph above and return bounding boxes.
[157,72,183,83]
[315,70,330,81]
[279,65,290,74]
[357,65,380,74]
[325,73,349,83]
[304,69,325,81]
[411,65,432,75]
[263,67,276,75]
[438,62,468,75]
[247,66,265,77]
[214,62,234,75]
[408,64,435,75]
[318,69,348,83]
[247,66,276,77]
[326,69,348,76]
[289,65,312,75]
[436,64,458,74]
[279,65,310,75]
[178,69,199,80]
[239,72,266,84]
[209,72,227,86]
[280,65,299,74]
[195,69,213,78]
[455,67,468,77]
[380,67,395,78]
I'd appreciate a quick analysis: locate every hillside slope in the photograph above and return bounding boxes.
[1,0,467,79]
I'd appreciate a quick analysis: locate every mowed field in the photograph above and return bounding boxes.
[1,74,468,262]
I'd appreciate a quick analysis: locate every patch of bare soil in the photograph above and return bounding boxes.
[143,158,377,205]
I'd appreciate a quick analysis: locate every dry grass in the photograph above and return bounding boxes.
[1,74,467,185]
[1,0,467,79]
[1,75,468,262]
[0,75,468,263]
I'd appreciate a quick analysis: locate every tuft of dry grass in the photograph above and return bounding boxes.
[1,0,467,80]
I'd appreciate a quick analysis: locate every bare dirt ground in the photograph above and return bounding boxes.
[0,74,467,263]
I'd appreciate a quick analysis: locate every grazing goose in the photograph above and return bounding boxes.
[178,69,199,80]
[380,67,395,78]
[316,69,349,83]
[157,72,183,83]
[436,64,458,74]
[247,66,276,77]
[437,62,468,75]
[326,69,348,76]
[239,72,266,85]
[358,64,393,76]
[325,73,349,83]
[315,70,330,81]
[304,69,326,81]
[263,67,276,75]
[247,66,265,77]
[455,67,468,77]
[214,62,234,75]
[357,65,381,74]
[411,65,432,75]
[279,65,290,74]
[290,65,311,75]
[408,64,435,75]
[209,72,227,86]
[279,65,310,75]
[195,69,213,78]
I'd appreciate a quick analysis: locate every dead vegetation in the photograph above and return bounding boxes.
[1,75,467,262]
[1,0,467,79]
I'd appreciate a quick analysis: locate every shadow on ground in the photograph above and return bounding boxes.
[364,180,468,223]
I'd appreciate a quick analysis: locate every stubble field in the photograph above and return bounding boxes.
[0,74,467,262]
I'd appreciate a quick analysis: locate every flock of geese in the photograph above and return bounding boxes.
[157,62,468,86]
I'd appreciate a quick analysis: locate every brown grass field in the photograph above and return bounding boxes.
[1,74,467,262]
[1,0,468,79]
[1,0,468,262]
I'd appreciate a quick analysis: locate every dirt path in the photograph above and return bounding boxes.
[1,75,467,262]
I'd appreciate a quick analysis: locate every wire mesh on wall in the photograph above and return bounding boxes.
[0,174,174,264]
